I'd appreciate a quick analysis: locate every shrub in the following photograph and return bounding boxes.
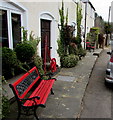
[2,47,18,77]
[15,42,35,63]
[2,95,10,118]
[2,47,27,78]
[61,54,79,68]
[78,47,87,57]
[69,42,78,55]
[28,31,40,53]
[33,55,44,75]
[1,76,10,119]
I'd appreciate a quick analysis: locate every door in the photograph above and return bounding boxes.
[41,19,51,64]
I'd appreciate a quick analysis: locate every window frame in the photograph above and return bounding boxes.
[0,9,9,47]
[0,7,24,49]
[10,10,23,48]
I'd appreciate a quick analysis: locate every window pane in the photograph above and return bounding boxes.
[11,13,21,48]
[0,9,9,47]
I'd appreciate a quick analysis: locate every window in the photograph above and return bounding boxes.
[0,7,23,49]
[11,13,21,48]
[0,9,9,47]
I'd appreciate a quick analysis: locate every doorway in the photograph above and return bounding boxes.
[41,19,51,64]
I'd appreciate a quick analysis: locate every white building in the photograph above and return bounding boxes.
[0,0,77,66]
[111,1,113,50]
[81,0,95,48]
[0,0,96,66]
[111,1,113,22]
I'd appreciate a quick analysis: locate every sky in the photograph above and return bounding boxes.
[90,0,113,22]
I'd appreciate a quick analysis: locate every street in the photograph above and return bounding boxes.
[80,48,113,119]
[4,48,113,120]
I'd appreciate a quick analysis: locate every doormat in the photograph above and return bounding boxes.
[56,75,75,82]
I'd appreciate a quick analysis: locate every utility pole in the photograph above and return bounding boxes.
[106,6,111,46]
[108,6,111,26]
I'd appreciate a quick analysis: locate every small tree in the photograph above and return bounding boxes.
[20,28,44,74]
[58,1,65,56]
[76,2,82,47]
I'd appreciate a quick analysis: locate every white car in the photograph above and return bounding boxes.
[105,51,113,85]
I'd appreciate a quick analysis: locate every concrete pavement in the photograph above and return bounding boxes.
[4,48,103,119]
[80,48,112,118]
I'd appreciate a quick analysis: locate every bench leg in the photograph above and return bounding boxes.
[17,109,21,120]
[34,107,39,120]
[51,88,54,95]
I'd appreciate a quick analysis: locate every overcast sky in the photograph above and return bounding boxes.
[90,0,113,22]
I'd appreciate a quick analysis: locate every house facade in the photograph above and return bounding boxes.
[1,0,77,66]
[1,0,96,66]
[81,0,95,48]
[0,0,28,48]
[111,1,113,22]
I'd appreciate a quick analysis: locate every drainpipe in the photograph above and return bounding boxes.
[84,1,87,49]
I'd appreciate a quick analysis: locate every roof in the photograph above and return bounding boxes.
[81,0,96,11]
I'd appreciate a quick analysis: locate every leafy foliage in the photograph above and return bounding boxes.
[15,42,35,63]
[2,47,28,78]
[104,22,112,34]
[3,27,43,79]
[86,27,100,48]
[58,1,66,56]
[61,54,79,68]
[2,47,18,77]
[15,28,40,63]
[33,55,44,75]
[57,39,65,57]
[78,47,87,57]
[76,2,82,44]
[1,76,10,119]
[58,1,86,68]
[21,27,28,41]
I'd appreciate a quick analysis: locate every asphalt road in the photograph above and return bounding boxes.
[80,48,113,119]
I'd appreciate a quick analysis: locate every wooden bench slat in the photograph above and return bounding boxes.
[39,80,55,105]
[24,79,55,107]
[23,80,46,106]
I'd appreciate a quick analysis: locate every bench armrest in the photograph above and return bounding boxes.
[19,96,40,101]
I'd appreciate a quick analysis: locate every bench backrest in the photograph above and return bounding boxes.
[9,66,40,99]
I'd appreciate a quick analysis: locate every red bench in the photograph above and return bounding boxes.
[9,66,56,120]
[86,42,95,52]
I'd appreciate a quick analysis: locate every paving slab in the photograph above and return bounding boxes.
[56,75,75,82]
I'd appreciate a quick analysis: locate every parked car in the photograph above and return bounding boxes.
[105,50,113,85]
[111,33,113,40]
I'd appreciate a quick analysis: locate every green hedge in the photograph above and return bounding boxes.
[61,54,79,68]
[2,47,18,77]
[78,47,87,57]
[15,42,35,63]
[33,55,44,75]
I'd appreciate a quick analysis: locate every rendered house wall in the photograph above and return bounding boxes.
[16,0,77,66]
[111,1,113,22]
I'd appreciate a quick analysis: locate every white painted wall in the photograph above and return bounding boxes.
[16,1,77,66]
[86,2,95,32]
[111,1,113,22]
[81,1,95,48]
[1,0,96,65]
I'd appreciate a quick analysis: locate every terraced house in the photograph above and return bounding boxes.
[0,0,95,66]
[111,1,113,22]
